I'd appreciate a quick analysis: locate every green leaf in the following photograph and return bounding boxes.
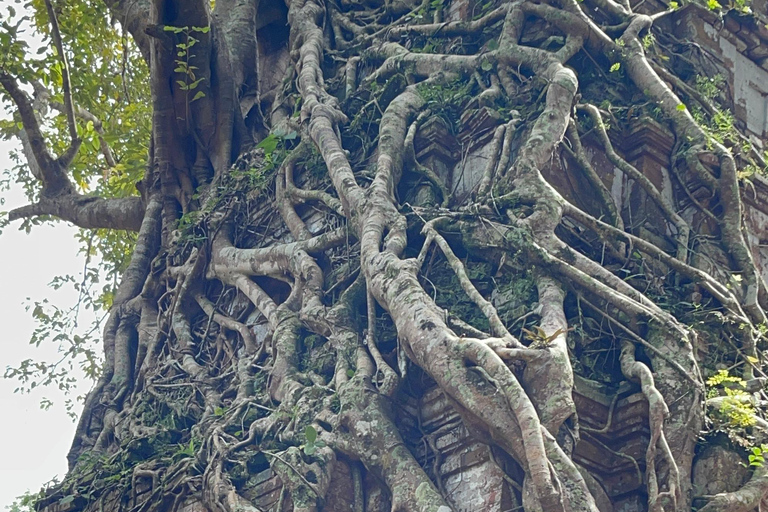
[676,103,687,111]
[707,0,721,9]
[480,59,493,71]
[346,369,355,378]
[609,63,620,73]
[191,91,206,102]
[188,78,205,90]
[669,0,679,9]
[487,39,499,50]
[303,444,316,455]
[59,496,75,506]
[191,26,210,33]
[305,425,317,444]
[256,134,279,154]
[50,62,63,87]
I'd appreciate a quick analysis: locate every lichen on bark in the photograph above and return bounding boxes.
[6,0,768,511]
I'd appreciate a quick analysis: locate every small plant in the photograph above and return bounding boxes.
[173,438,197,461]
[642,34,654,50]
[417,78,474,134]
[695,74,725,101]
[749,444,768,466]
[707,369,746,389]
[302,425,326,455]
[707,370,757,428]
[164,25,210,109]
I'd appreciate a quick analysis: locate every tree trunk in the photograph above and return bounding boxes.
[8,0,768,511]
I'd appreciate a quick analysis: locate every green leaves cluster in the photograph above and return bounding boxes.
[164,25,210,103]
[706,370,757,428]
[1,0,150,403]
[417,78,474,133]
[748,444,768,467]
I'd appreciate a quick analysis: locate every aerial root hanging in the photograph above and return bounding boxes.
[562,202,746,322]
[619,341,680,512]
[476,123,506,198]
[283,148,344,215]
[403,110,450,206]
[364,289,399,397]
[193,292,259,355]
[458,340,565,512]
[421,218,522,347]
[577,104,689,260]
[564,119,622,230]
[578,294,702,391]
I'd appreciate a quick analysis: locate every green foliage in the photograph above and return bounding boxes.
[417,78,474,134]
[706,370,757,428]
[173,438,197,461]
[698,0,754,13]
[6,488,48,512]
[706,369,745,388]
[165,25,210,105]
[695,74,725,101]
[1,1,151,403]
[5,291,101,417]
[731,0,753,13]
[688,86,768,180]
[748,444,768,466]
[0,10,32,76]
[301,425,326,455]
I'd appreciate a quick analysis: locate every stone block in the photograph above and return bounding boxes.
[323,460,356,512]
[692,445,748,496]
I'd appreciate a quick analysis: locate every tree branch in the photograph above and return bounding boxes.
[0,72,66,189]
[9,194,145,231]
[103,0,151,63]
[44,0,80,146]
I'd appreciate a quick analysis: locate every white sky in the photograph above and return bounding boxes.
[0,136,91,508]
